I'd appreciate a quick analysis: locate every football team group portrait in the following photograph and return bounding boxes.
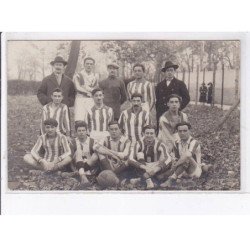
[7,39,241,191]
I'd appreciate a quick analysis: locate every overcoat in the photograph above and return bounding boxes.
[37,73,75,107]
[155,77,190,124]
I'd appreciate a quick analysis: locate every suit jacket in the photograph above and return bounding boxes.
[37,73,75,107]
[155,77,190,121]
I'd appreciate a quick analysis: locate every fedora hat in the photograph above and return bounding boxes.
[50,56,67,66]
[161,61,179,72]
[107,62,120,69]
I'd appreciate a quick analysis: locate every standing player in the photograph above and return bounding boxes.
[128,125,172,189]
[158,94,188,152]
[71,121,99,186]
[160,122,209,188]
[23,118,72,172]
[127,63,156,113]
[99,62,127,121]
[73,57,99,122]
[118,93,150,144]
[87,88,114,142]
[41,88,71,138]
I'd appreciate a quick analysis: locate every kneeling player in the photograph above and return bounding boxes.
[93,121,131,188]
[41,88,71,138]
[23,118,72,172]
[128,125,172,189]
[71,121,99,186]
[160,122,209,188]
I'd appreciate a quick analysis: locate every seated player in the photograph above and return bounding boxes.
[160,122,209,188]
[41,88,71,138]
[93,121,131,188]
[70,121,99,186]
[158,94,188,152]
[128,125,172,189]
[23,118,72,172]
[118,93,151,145]
[87,88,114,142]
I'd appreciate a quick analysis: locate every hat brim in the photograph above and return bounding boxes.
[161,65,178,72]
[107,64,119,69]
[50,61,67,66]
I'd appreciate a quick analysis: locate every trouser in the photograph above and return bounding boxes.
[23,153,72,172]
[74,95,94,122]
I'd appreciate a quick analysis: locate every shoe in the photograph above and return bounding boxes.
[130,178,141,186]
[120,179,127,187]
[146,178,154,189]
[80,174,91,188]
[160,178,175,188]
[201,163,212,172]
[29,169,42,176]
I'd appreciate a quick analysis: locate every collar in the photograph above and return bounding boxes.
[94,104,104,109]
[131,107,143,114]
[82,69,93,75]
[166,77,174,82]
[54,72,63,77]
[110,135,122,142]
[144,138,156,146]
[179,135,193,145]
[45,131,59,139]
[108,75,117,80]
[134,78,146,83]
[77,136,90,144]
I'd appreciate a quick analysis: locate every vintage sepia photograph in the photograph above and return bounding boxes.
[6,38,240,191]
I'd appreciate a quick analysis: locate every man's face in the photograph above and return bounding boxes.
[144,128,156,142]
[84,59,94,72]
[131,97,142,108]
[167,97,180,111]
[45,125,57,137]
[177,125,190,140]
[107,66,117,77]
[165,67,175,79]
[133,66,144,79]
[93,91,104,105]
[76,127,87,139]
[51,91,63,104]
[53,62,65,74]
[109,124,121,139]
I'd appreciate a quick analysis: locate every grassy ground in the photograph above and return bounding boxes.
[7,95,240,191]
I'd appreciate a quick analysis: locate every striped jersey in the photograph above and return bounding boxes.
[41,102,70,136]
[173,136,201,164]
[118,107,150,143]
[71,136,95,159]
[87,105,114,132]
[74,70,99,96]
[158,110,188,143]
[127,80,156,110]
[31,132,71,162]
[133,138,171,165]
[103,135,131,160]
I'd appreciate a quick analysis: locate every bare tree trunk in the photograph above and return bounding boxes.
[65,41,81,79]
[195,65,199,105]
[216,99,240,131]
[119,59,125,78]
[212,63,216,106]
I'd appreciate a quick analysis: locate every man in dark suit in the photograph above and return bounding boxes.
[37,56,75,107]
[155,61,190,130]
